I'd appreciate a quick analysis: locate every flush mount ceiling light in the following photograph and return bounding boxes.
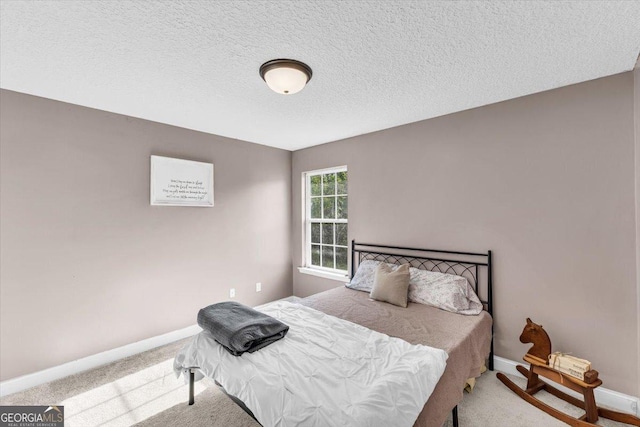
[259,59,312,95]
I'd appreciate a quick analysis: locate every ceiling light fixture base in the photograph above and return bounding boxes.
[259,59,312,95]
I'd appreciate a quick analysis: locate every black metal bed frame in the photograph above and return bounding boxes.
[351,239,494,370]
[188,240,494,427]
[351,240,494,427]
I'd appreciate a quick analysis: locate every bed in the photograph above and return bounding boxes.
[175,241,493,427]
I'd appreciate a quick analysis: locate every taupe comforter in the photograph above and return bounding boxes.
[299,286,492,427]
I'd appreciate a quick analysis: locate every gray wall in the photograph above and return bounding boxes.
[0,90,292,381]
[635,66,640,399]
[292,72,638,395]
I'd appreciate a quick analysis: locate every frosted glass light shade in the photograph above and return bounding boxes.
[260,59,312,95]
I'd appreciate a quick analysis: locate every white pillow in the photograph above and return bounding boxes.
[408,267,483,315]
[346,259,401,292]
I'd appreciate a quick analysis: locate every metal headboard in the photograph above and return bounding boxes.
[351,239,494,370]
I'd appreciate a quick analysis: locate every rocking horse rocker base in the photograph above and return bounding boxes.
[497,319,640,427]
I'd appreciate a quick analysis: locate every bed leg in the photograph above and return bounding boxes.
[188,369,195,405]
[452,405,459,427]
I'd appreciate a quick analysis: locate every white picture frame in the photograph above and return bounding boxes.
[150,155,214,207]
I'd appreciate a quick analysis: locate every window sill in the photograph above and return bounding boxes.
[297,267,349,282]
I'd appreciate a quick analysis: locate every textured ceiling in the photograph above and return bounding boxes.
[1,1,640,151]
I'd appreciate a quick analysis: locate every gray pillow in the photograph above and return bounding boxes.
[369,263,410,308]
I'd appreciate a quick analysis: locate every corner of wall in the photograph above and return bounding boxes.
[634,62,640,399]
[288,149,295,297]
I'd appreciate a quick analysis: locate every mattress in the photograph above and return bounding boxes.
[175,301,448,427]
[299,286,493,427]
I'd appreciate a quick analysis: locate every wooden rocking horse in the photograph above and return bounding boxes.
[497,318,640,426]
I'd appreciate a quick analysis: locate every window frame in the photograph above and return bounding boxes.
[301,166,348,278]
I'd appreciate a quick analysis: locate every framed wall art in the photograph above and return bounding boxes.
[150,155,214,207]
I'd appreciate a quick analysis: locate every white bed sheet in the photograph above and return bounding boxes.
[174,301,448,427]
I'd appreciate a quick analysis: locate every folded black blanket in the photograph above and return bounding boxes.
[197,301,289,356]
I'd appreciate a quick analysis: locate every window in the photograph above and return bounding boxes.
[304,167,348,275]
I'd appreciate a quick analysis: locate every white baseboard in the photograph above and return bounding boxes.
[0,324,202,398]
[493,355,640,417]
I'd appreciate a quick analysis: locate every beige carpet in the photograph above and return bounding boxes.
[1,337,633,427]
